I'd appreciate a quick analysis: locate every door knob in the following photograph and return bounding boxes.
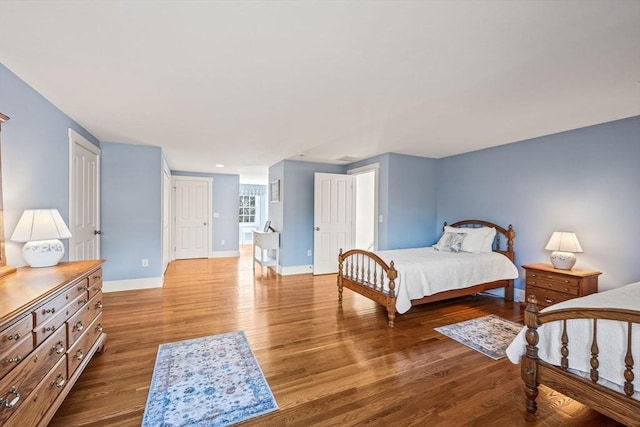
[314,227,320,231]
[94,230,102,235]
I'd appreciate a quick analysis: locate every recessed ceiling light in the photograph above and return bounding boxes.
[215,164,224,168]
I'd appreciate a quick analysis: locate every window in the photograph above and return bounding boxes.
[239,195,257,223]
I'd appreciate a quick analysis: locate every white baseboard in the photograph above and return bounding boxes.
[103,276,163,292]
[279,264,314,276]
[209,250,240,258]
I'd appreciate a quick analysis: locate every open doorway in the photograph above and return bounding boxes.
[353,170,375,250]
[349,164,377,251]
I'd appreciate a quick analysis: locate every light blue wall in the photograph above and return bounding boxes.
[436,116,640,291]
[268,160,284,237]
[101,142,163,281]
[269,160,346,267]
[344,153,438,250]
[387,153,438,249]
[0,63,100,266]
[172,171,240,252]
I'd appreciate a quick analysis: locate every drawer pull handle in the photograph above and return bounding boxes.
[564,288,569,292]
[44,325,57,333]
[78,299,88,305]
[73,321,84,332]
[7,333,20,341]
[42,307,56,315]
[0,387,20,408]
[52,374,66,389]
[6,356,21,364]
[74,350,84,361]
[92,275,101,280]
[53,341,65,354]
[544,297,555,304]
[96,323,103,333]
[95,301,103,309]
[77,285,88,291]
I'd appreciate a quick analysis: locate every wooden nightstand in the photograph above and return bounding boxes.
[523,263,601,309]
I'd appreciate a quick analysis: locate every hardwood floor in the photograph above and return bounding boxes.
[50,247,622,426]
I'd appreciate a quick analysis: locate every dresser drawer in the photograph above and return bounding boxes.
[0,316,34,378]
[527,270,579,287]
[526,286,574,308]
[67,314,102,377]
[0,326,66,424]
[526,277,578,296]
[0,334,34,380]
[33,283,87,326]
[3,356,67,427]
[34,308,68,347]
[67,293,101,347]
[0,315,33,348]
[87,268,103,300]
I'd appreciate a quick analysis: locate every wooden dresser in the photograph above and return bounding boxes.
[523,263,601,309]
[0,260,106,426]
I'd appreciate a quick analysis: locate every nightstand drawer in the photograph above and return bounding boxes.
[526,286,573,308]
[526,277,579,296]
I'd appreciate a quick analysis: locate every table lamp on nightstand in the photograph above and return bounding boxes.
[10,209,72,268]
[545,231,583,270]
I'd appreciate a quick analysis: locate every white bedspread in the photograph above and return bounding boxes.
[375,247,518,314]
[506,282,640,398]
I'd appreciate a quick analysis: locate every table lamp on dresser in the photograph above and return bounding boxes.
[545,231,583,270]
[10,208,72,267]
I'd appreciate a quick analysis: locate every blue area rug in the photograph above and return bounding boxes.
[142,331,278,426]
[434,314,522,360]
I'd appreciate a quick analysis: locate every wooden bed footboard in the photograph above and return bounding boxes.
[338,249,398,327]
[523,296,640,426]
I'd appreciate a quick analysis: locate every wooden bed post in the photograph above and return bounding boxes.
[386,261,398,328]
[523,295,540,414]
[337,249,344,302]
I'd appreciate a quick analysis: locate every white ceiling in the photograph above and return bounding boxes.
[1,1,638,183]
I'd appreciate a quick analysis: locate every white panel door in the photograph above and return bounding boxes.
[313,172,353,275]
[68,129,100,260]
[174,177,211,259]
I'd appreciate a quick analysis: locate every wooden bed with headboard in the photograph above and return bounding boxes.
[337,219,516,327]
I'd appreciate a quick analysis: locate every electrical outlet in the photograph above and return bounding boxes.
[141,259,149,267]
[307,249,312,257]
[221,240,225,245]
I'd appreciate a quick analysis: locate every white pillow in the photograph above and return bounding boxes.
[433,231,466,253]
[444,226,496,253]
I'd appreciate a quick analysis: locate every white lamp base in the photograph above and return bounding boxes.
[22,239,65,268]
[550,251,576,270]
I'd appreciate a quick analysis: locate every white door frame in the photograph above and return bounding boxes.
[162,160,172,271]
[68,128,101,260]
[348,163,379,251]
[172,175,213,259]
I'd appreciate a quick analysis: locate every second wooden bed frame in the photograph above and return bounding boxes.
[337,219,516,327]
[522,296,640,426]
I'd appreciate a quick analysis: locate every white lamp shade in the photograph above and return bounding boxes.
[544,232,583,253]
[11,209,72,242]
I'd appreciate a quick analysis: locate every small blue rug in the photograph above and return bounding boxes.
[142,331,278,426]
[434,314,522,360]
